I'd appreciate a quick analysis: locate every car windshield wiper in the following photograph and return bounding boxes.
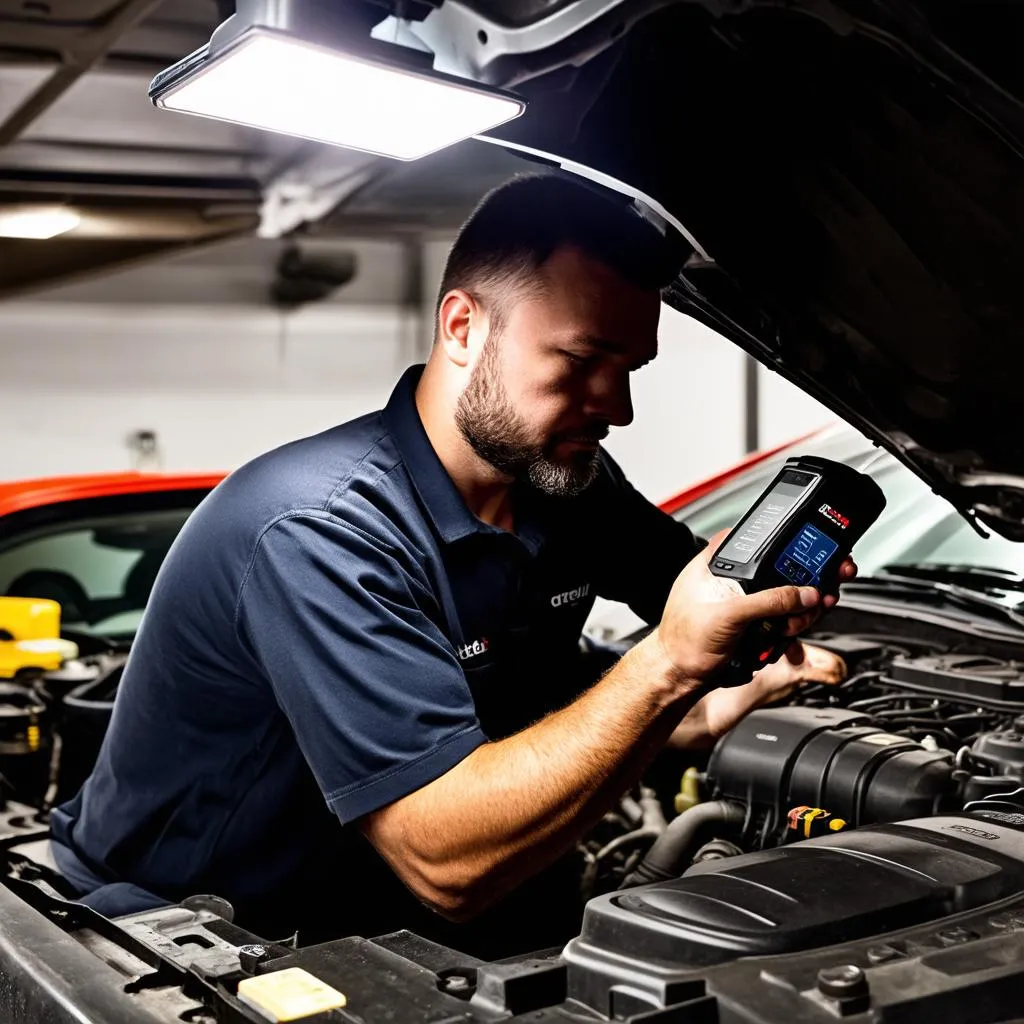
[881,562,1024,594]
[845,569,1024,633]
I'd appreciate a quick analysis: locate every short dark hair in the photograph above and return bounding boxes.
[436,173,683,331]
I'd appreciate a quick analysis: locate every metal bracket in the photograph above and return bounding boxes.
[373,0,640,85]
[258,152,380,238]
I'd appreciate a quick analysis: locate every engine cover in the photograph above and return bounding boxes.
[707,706,955,828]
[564,814,1024,1016]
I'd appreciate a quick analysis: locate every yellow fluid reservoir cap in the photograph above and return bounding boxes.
[237,967,346,1022]
[674,766,702,815]
[0,597,61,641]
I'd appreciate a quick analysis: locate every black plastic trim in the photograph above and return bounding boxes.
[0,881,167,1024]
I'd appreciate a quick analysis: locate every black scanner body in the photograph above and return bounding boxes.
[709,455,886,686]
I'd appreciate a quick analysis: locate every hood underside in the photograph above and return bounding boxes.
[464,0,1024,538]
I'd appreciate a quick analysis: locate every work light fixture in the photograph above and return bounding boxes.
[0,206,81,239]
[149,0,525,161]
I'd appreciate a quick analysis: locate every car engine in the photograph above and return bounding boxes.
[577,623,1024,896]
[4,615,1024,1022]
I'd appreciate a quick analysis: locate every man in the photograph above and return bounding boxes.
[51,174,850,955]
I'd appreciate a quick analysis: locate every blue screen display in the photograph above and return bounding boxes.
[775,523,839,586]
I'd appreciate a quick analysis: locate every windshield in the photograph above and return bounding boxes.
[680,427,1024,584]
[0,506,195,641]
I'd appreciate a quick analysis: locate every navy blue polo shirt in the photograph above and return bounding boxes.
[50,365,697,939]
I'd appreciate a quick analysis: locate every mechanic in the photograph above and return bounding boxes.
[50,174,851,956]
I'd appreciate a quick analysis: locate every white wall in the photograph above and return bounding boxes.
[0,235,423,479]
[0,302,417,478]
[602,306,746,502]
[758,364,834,450]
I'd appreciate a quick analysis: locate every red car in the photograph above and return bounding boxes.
[0,472,223,646]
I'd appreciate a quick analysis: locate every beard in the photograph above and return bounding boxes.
[455,334,607,498]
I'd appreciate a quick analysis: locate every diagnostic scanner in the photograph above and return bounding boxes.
[709,455,886,686]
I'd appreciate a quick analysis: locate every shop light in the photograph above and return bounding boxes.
[0,207,80,239]
[149,3,524,161]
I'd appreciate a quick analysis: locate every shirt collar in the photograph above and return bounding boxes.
[382,364,494,545]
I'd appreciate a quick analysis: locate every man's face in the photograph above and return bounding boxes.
[455,245,661,497]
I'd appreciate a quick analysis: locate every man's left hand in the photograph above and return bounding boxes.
[750,640,847,702]
[668,641,847,748]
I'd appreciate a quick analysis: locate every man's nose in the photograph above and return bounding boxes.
[584,372,634,428]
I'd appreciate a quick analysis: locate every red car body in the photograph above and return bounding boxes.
[0,472,226,520]
[656,429,824,516]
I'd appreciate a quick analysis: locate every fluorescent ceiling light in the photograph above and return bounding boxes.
[0,207,80,239]
[152,31,524,161]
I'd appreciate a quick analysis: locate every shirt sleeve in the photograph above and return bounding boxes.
[591,453,704,625]
[235,512,485,823]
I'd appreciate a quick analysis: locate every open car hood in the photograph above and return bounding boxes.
[421,0,1024,538]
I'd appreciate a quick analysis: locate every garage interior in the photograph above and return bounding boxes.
[0,0,831,497]
[4,2,1024,1021]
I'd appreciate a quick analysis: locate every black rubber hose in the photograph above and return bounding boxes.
[619,801,745,889]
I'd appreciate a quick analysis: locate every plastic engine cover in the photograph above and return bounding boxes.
[564,814,1024,1014]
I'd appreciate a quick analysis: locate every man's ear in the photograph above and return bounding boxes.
[437,289,477,368]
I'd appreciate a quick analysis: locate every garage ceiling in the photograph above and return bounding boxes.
[0,0,529,299]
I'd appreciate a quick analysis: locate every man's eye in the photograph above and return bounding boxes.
[561,350,589,366]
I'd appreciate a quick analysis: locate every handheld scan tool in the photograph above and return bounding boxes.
[709,456,886,686]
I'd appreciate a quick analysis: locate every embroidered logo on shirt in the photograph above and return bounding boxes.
[550,583,591,608]
[457,638,490,661]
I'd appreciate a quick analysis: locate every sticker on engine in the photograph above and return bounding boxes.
[973,811,1024,827]
[860,733,908,746]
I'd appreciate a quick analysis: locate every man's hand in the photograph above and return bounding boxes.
[653,529,824,686]
[754,640,847,700]
[663,531,858,749]
[668,641,847,748]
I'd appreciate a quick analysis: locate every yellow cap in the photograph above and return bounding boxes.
[237,967,346,1022]
[0,597,60,641]
[674,766,702,815]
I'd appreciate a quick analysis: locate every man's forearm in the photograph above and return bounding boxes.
[360,632,699,919]
[666,641,848,750]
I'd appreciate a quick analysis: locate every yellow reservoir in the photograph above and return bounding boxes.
[1,596,60,641]
[0,597,75,679]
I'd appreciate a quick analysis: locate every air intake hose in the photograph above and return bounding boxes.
[620,800,745,889]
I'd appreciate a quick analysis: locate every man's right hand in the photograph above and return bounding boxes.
[652,528,821,687]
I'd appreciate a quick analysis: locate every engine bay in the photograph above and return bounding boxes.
[5,609,1024,1022]
[576,616,1024,901]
